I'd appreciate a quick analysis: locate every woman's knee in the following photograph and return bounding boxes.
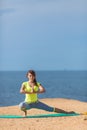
[19,102,26,110]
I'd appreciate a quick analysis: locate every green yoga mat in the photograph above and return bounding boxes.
[0,113,80,118]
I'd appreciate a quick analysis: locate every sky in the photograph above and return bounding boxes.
[0,0,87,71]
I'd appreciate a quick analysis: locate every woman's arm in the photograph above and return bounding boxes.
[20,84,34,94]
[37,84,46,93]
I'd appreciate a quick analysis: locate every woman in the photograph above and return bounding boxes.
[19,70,74,116]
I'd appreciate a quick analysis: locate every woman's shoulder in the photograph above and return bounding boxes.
[22,81,28,85]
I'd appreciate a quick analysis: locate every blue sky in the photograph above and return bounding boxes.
[0,0,87,71]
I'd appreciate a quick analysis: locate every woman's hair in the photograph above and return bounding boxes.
[26,70,37,85]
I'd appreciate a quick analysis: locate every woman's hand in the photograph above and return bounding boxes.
[20,85,34,94]
[20,84,46,94]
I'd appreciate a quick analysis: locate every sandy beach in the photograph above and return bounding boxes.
[0,98,87,130]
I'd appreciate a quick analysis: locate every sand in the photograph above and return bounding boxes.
[0,98,87,130]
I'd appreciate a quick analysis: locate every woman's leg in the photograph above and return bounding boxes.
[54,108,75,114]
[32,101,75,114]
[19,102,31,116]
[32,101,54,112]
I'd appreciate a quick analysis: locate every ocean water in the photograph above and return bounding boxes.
[0,71,87,107]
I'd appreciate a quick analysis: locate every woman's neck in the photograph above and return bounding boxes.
[29,81,34,83]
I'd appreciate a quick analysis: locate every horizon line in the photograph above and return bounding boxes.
[0,69,87,71]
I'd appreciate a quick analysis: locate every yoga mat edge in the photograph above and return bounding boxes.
[0,113,80,118]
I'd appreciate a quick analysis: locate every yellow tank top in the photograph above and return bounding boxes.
[22,81,40,103]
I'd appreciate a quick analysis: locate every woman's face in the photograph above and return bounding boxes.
[27,72,35,82]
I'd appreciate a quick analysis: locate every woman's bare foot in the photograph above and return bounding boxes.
[22,110,27,117]
[65,111,76,114]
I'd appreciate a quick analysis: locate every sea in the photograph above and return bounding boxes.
[0,70,87,107]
